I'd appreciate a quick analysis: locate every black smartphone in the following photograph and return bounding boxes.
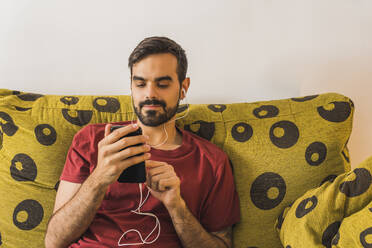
[110,125,146,183]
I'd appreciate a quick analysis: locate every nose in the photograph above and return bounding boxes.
[145,82,158,99]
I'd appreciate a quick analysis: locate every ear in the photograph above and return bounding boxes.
[181,77,190,99]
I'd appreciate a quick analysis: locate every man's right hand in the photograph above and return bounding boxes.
[92,123,151,187]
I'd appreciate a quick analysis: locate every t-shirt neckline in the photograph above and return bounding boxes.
[150,127,192,158]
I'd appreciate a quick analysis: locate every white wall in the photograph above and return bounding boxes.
[1,0,371,167]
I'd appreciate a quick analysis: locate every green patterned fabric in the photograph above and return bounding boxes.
[0,89,354,247]
[276,156,372,248]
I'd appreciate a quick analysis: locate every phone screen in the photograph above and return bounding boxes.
[110,125,146,183]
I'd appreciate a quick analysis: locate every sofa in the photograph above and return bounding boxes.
[0,88,371,247]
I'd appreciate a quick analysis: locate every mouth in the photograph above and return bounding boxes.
[143,105,162,109]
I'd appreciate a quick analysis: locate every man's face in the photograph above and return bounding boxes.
[131,53,182,127]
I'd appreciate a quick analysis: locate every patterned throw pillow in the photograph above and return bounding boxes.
[276,156,372,248]
[0,89,354,247]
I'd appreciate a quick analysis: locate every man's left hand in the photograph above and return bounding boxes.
[145,160,183,210]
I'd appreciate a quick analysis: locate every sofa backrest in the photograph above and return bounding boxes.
[0,89,354,247]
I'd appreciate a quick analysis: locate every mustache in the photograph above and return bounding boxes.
[139,99,166,109]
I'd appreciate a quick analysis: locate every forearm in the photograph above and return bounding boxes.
[45,175,108,248]
[167,199,228,248]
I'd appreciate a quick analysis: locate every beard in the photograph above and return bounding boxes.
[133,96,180,127]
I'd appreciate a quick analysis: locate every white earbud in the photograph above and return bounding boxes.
[182,89,186,99]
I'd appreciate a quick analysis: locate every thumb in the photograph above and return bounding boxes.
[104,123,112,137]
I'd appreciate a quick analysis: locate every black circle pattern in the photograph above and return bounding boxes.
[322,221,341,248]
[207,104,227,113]
[13,199,44,230]
[16,93,44,101]
[0,130,3,151]
[60,96,79,105]
[332,231,340,245]
[317,101,351,123]
[184,121,215,141]
[305,142,327,166]
[291,95,318,102]
[93,97,120,113]
[339,168,372,197]
[342,150,350,163]
[231,122,253,142]
[0,111,19,136]
[360,227,372,248]
[35,124,57,146]
[177,104,188,113]
[276,209,285,230]
[320,175,337,186]
[253,105,279,119]
[14,106,32,111]
[54,181,60,191]
[270,121,299,149]
[228,158,234,173]
[62,109,93,126]
[10,153,38,181]
[250,172,286,210]
[295,196,318,218]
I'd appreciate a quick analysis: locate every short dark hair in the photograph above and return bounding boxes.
[128,36,188,84]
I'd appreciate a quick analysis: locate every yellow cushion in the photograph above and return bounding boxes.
[0,89,354,247]
[276,156,372,248]
[335,200,372,247]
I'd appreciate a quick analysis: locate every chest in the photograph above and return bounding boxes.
[100,154,215,218]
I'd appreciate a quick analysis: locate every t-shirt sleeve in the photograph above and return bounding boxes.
[60,126,94,183]
[200,152,241,232]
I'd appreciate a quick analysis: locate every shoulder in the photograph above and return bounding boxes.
[181,128,229,166]
[72,123,104,144]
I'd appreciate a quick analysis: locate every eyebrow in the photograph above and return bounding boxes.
[132,76,145,81]
[132,75,173,82]
[154,76,173,82]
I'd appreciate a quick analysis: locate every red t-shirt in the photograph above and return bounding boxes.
[60,121,240,248]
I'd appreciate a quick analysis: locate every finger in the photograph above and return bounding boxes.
[110,135,149,153]
[157,177,180,191]
[104,124,112,137]
[147,164,173,178]
[107,123,140,144]
[151,179,158,192]
[147,171,176,191]
[112,144,151,162]
[149,171,175,187]
[145,160,167,169]
[118,152,151,171]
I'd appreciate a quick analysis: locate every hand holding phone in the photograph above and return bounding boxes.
[110,125,147,183]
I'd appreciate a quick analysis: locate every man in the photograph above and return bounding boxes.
[45,36,240,247]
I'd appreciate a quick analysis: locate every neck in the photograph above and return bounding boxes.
[137,118,182,149]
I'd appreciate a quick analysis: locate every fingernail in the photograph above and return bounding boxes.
[132,123,138,128]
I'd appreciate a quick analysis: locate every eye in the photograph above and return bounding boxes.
[135,82,145,88]
[158,82,169,88]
